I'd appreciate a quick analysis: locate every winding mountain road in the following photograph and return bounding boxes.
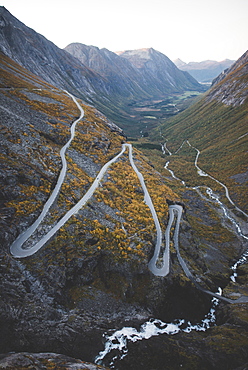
[10,131,163,258]
[163,141,248,303]
[10,93,248,303]
[10,91,84,257]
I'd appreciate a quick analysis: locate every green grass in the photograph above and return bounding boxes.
[148,94,248,213]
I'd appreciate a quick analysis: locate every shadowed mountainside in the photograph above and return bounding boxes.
[0,6,205,136]
[65,44,202,96]
[117,48,202,92]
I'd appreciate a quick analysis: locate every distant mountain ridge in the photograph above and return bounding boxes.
[65,44,203,96]
[174,58,235,83]
[64,43,151,99]
[0,6,204,135]
[117,48,201,92]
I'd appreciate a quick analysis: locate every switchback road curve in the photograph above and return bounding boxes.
[9,93,248,303]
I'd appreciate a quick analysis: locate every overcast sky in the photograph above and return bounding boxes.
[1,0,247,63]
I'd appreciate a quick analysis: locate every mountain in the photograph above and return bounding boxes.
[152,50,248,214]
[65,44,206,135]
[0,8,103,98]
[1,47,248,370]
[0,6,133,130]
[1,47,248,369]
[0,51,185,363]
[64,43,151,98]
[0,6,205,136]
[117,48,202,93]
[174,58,235,83]
[65,44,203,96]
[174,58,187,68]
[1,7,248,370]
[208,51,248,105]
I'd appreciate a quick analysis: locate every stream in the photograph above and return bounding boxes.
[9,94,248,367]
[163,140,248,289]
[187,140,248,218]
[94,139,248,367]
[95,291,221,367]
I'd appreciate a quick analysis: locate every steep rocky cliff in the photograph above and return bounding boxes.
[207,50,248,106]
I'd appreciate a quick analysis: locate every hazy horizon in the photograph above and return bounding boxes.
[1,0,247,63]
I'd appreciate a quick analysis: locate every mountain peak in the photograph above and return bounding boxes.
[0,5,8,12]
[116,48,155,63]
[116,47,172,69]
[174,58,186,67]
[117,47,154,54]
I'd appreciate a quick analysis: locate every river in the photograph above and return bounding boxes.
[9,93,248,367]
[95,138,248,367]
[163,140,248,297]
[95,290,221,367]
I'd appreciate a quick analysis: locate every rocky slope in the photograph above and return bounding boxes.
[1,8,248,370]
[207,50,248,106]
[0,52,196,361]
[1,49,248,369]
[174,58,235,83]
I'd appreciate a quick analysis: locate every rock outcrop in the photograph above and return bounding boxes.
[0,352,109,369]
[208,50,248,106]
